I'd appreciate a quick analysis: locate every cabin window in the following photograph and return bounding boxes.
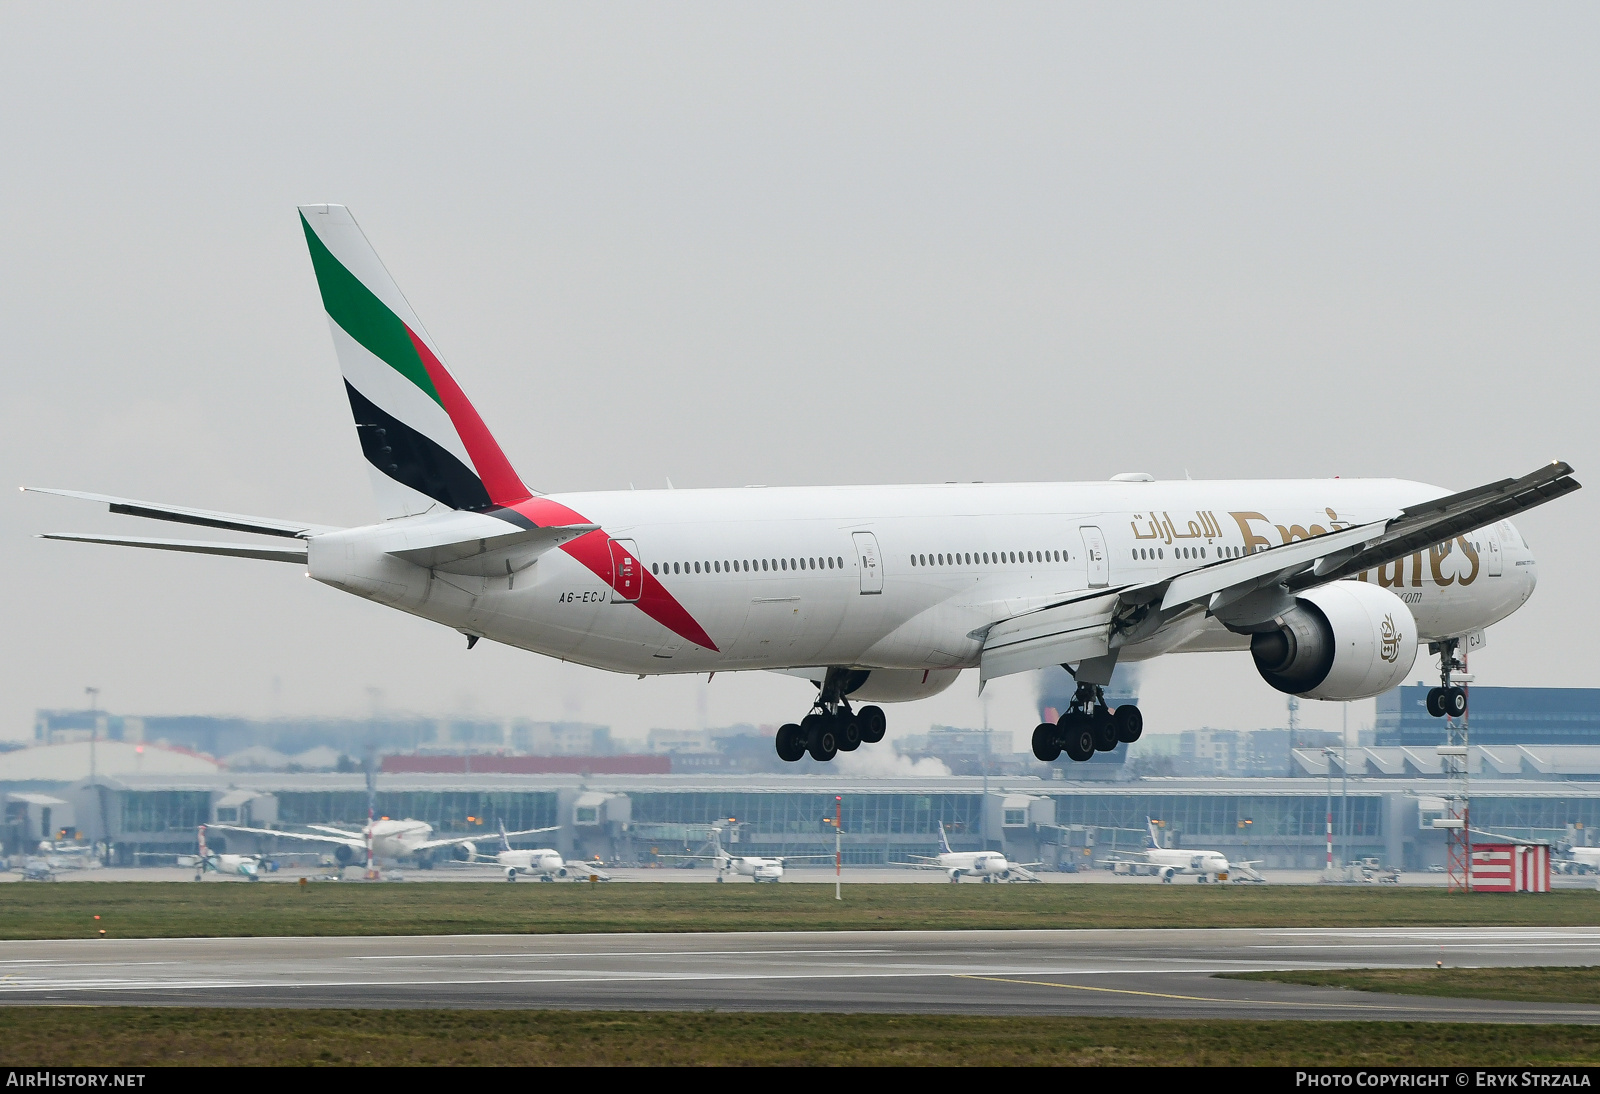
[651,563,659,574]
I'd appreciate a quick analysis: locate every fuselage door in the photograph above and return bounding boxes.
[852,531,883,595]
[609,538,642,603]
[1081,526,1109,587]
[1485,528,1504,577]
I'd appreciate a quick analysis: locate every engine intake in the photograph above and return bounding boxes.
[1250,581,1418,701]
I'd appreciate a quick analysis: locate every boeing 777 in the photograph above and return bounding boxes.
[28,206,1579,764]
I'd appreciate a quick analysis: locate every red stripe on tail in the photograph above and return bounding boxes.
[406,327,532,507]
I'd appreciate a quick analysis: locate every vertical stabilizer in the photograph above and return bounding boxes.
[298,205,532,519]
[1146,817,1161,849]
[938,821,953,855]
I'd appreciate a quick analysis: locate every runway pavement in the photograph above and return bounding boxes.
[4,928,1600,1019]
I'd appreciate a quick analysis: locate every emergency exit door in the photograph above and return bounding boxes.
[852,531,883,594]
[1080,526,1109,587]
[609,538,641,602]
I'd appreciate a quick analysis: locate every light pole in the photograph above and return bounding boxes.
[1322,747,1336,875]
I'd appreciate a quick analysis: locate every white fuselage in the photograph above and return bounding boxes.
[1145,847,1231,878]
[308,478,1536,687]
[935,851,1012,879]
[494,848,569,878]
[719,853,784,882]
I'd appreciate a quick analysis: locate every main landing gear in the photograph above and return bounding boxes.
[1032,683,1142,764]
[1425,638,1468,719]
[774,669,887,763]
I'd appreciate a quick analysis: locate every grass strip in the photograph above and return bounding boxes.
[3,1008,1600,1066]
[3,883,1598,940]
[1221,966,1600,1007]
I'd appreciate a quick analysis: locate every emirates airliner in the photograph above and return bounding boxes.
[30,206,1579,766]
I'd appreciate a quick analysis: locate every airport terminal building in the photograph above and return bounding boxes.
[29,769,1600,873]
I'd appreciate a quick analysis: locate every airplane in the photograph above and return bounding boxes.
[662,826,829,882]
[206,817,558,869]
[450,822,609,882]
[187,824,265,881]
[26,205,1580,765]
[1099,818,1248,884]
[907,821,1038,883]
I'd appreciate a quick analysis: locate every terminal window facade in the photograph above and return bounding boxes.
[631,792,981,840]
[1473,796,1600,836]
[1052,794,1382,841]
[276,791,558,834]
[119,791,210,833]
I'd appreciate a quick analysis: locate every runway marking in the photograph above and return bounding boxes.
[955,974,1448,1013]
[349,948,895,961]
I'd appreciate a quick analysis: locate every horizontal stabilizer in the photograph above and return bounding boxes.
[24,487,337,539]
[388,516,598,576]
[39,533,308,565]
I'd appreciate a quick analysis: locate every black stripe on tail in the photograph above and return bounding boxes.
[345,381,491,511]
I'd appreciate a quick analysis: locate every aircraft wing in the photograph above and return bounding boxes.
[410,826,559,852]
[206,824,365,850]
[979,461,1578,680]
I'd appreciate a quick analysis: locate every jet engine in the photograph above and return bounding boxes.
[505,867,518,881]
[1249,581,1419,701]
[947,868,961,881]
[333,844,356,866]
[453,842,476,862]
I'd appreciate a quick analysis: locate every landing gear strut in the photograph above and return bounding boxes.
[1425,638,1468,719]
[775,668,888,763]
[1032,682,1143,764]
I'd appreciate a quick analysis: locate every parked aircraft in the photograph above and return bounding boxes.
[188,824,264,881]
[451,822,609,882]
[1101,819,1257,883]
[29,206,1579,767]
[206,817,557,869]
[907,822,1038,883]
[663,827,828,883]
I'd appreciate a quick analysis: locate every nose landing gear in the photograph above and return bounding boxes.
[774,669,889,763]
[1032,683,1143,763]
[1425,638,1468,719]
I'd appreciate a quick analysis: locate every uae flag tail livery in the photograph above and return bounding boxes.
[299,204,531,519]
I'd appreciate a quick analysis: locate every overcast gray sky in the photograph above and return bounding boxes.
[3,4,1596,750]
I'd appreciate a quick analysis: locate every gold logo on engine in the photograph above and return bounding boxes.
[1379,614,1400,663]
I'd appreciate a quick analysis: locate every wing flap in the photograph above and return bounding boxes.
[24,487,336,539]
[39,533,308,565]
[1159,520,1386,612]
[979,590,1121,681]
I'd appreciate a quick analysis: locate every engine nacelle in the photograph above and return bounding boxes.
[333,844,356,866]
[1250,582,1419,701]
[846,668,961,703]
[452,842,477,862]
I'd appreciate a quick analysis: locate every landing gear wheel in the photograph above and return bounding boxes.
[1032,723,1062,762]
[836,714,862,752]
[858,705,887,744]
[1059,712,1095,762]
[1091,709,1119,752]
[1426,688,1445,718]
[775,723,807,762]
[1113,705,1143,744]
[1442,687,1467,718]
[809,720,839,762]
